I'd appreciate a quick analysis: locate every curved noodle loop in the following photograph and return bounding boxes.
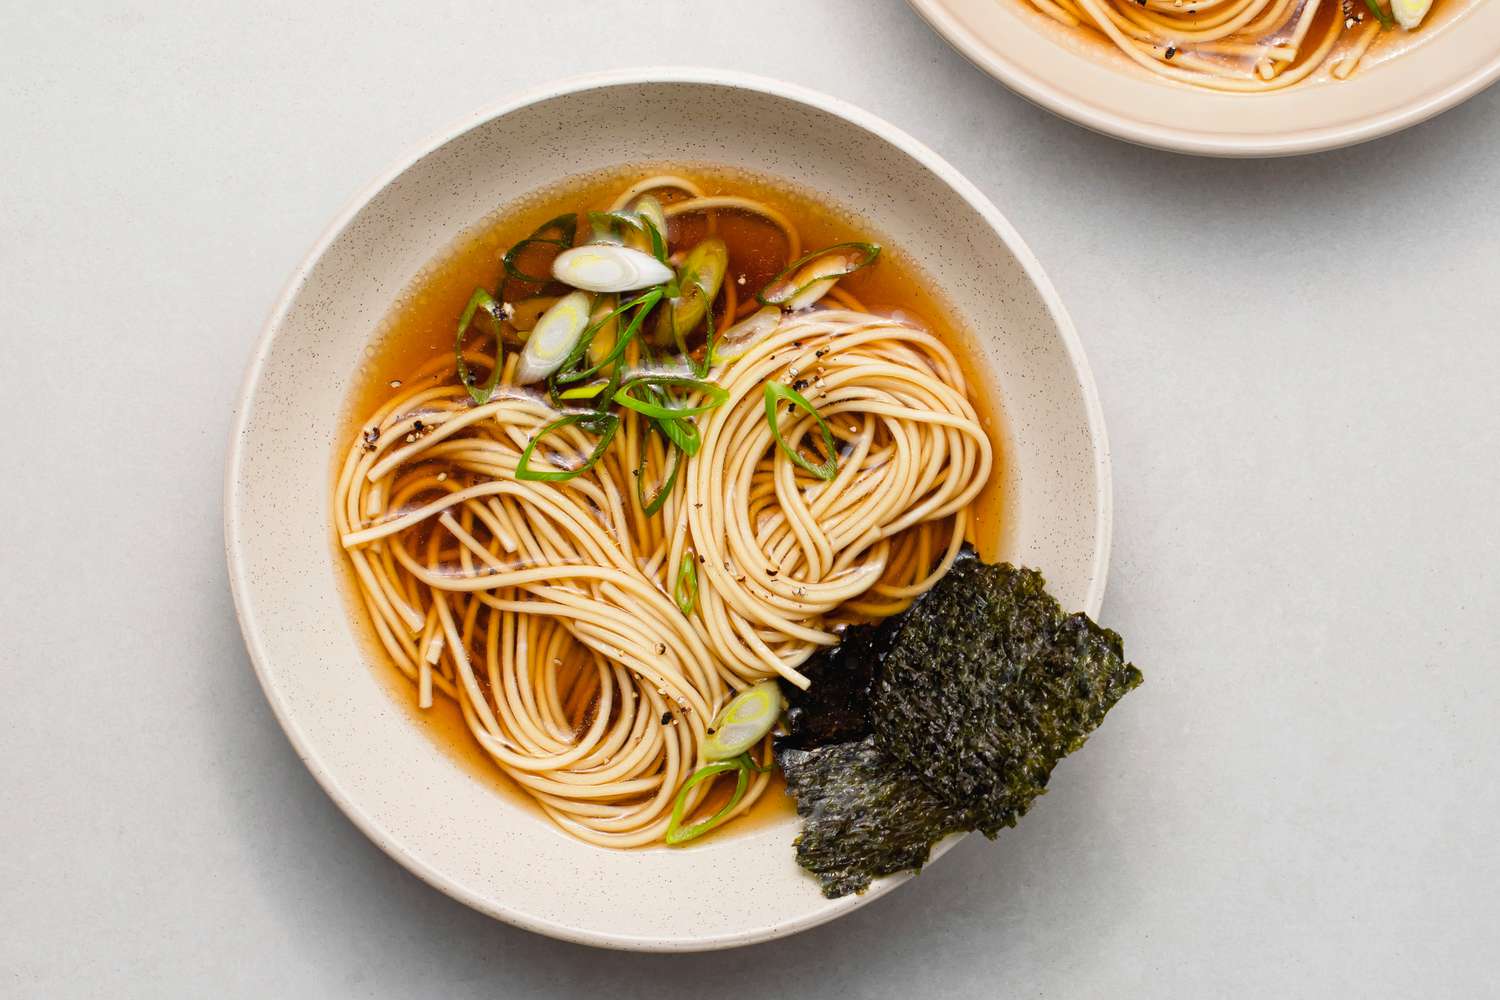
[1028,0,1398,90]
[334,173,993,847]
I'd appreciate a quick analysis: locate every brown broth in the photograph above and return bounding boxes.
[332,164,1012,844]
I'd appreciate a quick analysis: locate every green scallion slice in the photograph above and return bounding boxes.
[556,380,609,401]
[657,238,728,363]
[554,288,662,386]
[675,553,698,616]
[764,381,839,481]
[614,376,728,419]
[455,288,506,405]
[515,411,619,482]
[756,242,880,309]
[664,756,750,846]
[502,213,579,284]
[635,425,685,517]
[655,413,701,457]
[587,209,668,263]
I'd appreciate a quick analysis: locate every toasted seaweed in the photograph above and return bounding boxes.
[776,736,974,898]
[776,555,1141,896]
[779,549,977,752]
[872,560,1142,837]
[778,619,893,750]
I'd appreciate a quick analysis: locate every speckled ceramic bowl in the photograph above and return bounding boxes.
[910,0,1500,156]
[224,68,1111,951]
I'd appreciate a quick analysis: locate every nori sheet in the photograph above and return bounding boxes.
[778,617,897,750]
[777,736,975,899]
[872,560,1142,837]
[776,555,1142,896]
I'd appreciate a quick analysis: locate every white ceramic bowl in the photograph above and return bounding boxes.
[910,0,1500,156]
[224,68,1111,951]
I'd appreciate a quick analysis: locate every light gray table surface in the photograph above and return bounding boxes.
[4,2,1498,997]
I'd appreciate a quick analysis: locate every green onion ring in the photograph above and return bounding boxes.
[515,411,619,482]
[555,288,661,386]
[502,213,579,284]
[656,414,701,457]
[635,424,685,517]
[455,288,506,405]
[587,210,668,263]
[756,241,880,308]
[675,553,698,616]
[664,755,751,846]
[764,381,839,481]
[614,376,728,418]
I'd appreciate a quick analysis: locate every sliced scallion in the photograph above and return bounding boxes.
[515,411,619,482]
[710,306,781,365]
[614,376,728,419]
[555,288,663,385]
[585,294,619,370]
[757,242,881,310]
[633,196,668,261]
[502,214,578,284]
[556,380,609,401]
[656,413,701,457]
[656,238,728,352]
[764,381,839,481]
[588,208,668,263]
[552,244,672,293]
[514,290,591,385]
[635,424,685,517]
[664,757,750,846]
[454,288,506,405]
[675,553,698,616]
[702,681,782,761]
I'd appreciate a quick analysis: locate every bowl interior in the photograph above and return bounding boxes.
[911,0,1500,155]
[226,73,1109,951]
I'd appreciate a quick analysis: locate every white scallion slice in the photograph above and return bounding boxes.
[633,195,668,251]
[1390,0,1431,28]
[702,680,782,760]
[552,245,673,293]
[514,291,591,385]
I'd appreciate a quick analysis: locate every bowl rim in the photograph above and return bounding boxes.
[907,0,1500,157]
[222,66,1113,950]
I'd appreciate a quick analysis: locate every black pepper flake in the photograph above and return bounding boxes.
[1165,45,1177,59]
[412,419,425,432]
[661,712,672,725]
[793,378,810,392]
[815,348,828,358]
[362,427,379,451]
